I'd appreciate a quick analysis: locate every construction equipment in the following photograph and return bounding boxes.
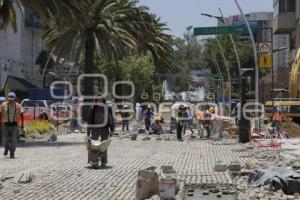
[265,48,300,123]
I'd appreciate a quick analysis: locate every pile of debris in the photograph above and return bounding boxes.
[220,117,238,138]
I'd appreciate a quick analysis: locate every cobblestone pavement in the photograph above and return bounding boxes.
[0,133,258,200]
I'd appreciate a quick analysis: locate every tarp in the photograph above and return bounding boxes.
[248,167,300,195]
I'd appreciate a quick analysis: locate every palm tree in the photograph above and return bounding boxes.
[0,0,22,31]
[42,0,173,96]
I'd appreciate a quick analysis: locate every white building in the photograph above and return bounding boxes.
[0,7,44,91]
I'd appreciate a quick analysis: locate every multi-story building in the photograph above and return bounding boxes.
[0,7,44,93]
[273,0,300,48]
[273,0,300,60]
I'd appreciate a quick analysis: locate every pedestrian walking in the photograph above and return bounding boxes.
[144,105,154,131]
[87,96,113,167]
[121,105,130,132]
[1,92,24,158]
[176,105,184,141]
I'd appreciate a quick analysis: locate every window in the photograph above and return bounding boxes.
[274,1,279,17]
[279,0,295,12]
[25,8,40,28]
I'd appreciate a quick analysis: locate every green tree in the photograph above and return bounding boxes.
[42,0,172,96]
[170,34,206,93]
[99,53,160,103]
[0,0,22,31]
[201,35,255,97]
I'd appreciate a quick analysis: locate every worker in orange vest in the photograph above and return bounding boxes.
[0,97,6,147]
[1,92,24,158]
[272,105,282,132]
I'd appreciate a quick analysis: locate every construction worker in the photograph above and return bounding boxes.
[150,116,163,135]
[1,92,24,158]
[195,107,205,137]
[176,105,184,141]
[203,106,214,139]
[272,105,282,132]
[144,105,154,131]
[183,106,194,135]
[121,105,130,132]
[0,97,5,147]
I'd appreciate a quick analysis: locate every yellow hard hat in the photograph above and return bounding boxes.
[209,107,215,112]
[154,116,161,121]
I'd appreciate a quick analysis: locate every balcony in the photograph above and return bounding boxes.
[273,12,296,34]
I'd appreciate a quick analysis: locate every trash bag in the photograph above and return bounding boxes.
[248,167,300,195]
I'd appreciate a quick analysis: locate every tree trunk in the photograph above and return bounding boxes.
[84,30,95,96]
[82,30,95,122]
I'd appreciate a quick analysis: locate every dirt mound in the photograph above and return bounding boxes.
[281,121,300,137]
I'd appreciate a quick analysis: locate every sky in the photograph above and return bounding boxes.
[139,0,273,37]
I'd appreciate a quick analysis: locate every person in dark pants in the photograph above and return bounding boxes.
[1,92,24,158]
[107,103,115,135]
[203,107,214,139]
[183,106,194,134]
[121,105,130,132]
[144,105,154,131]
[87,97,113,167]
[176,105,184,141]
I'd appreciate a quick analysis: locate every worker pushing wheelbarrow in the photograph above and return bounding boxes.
[85,137,111,168]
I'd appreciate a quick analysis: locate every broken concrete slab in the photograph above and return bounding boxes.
[228,162,241,172]
[17,171,34,184]
[214,161,227,172]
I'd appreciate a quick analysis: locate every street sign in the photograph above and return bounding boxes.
[194,26,248,36]
[259,43,271,53]
[259,53,272,68]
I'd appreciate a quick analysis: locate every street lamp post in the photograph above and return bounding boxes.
[210,50,226,104]
[201,8,242,117]
[42,48,55,88]
[215,38,231,116]
[234,0,260,129]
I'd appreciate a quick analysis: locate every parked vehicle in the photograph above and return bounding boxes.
[21,99,51,121]
[21,99,70,123]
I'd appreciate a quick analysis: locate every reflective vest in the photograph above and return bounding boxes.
[0,105,2,125]
[1,102,22,126]
[273,111,282,121]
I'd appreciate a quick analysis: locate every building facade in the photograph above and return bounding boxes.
[273,0,300,54]
[0,7,44,91]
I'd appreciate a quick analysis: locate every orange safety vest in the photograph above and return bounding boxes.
[273,111,282,121]
[0,105,2,125]
[196,110,204,121]
[1,101,22,126]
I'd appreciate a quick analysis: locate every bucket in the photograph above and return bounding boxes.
[159,177,176,199]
